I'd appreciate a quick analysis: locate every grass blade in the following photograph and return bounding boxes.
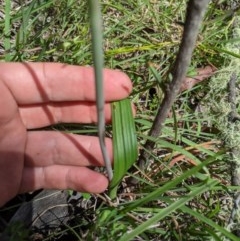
[122,151,224,213]
[180,206,239,241]
[119,179,219,241]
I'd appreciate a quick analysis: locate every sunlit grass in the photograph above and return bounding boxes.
[0,0,239,240]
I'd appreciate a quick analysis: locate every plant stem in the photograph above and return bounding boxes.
[4,0,11,61]
[138,0,211,168]
[88,0,113,180]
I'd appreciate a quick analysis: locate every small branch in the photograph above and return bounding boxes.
[227,73,240,187]
[225,2,240,235]
[138,0,211,168]
[228,193,240,237]
[228,72,240,122]
[227,72,240,237]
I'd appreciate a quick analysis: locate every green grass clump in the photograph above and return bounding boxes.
[0,0,240,240]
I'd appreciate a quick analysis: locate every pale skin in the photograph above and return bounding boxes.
[0,62,132,207]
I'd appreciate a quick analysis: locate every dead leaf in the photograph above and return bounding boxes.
[180,65,217,92]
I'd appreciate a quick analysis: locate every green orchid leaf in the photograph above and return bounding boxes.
[109,99,138,198]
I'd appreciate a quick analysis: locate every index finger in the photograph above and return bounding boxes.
[0,62,132,104]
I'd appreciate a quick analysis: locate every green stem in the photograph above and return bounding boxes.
[4,0,11,61]
[88,0,113,180]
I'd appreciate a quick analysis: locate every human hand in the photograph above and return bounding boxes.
[0,62,132,207]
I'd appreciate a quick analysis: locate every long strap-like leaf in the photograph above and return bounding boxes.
[109,99,138,198]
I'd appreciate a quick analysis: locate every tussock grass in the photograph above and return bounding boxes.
[0,0,239,240]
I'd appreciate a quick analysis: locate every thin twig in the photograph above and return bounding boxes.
[228,72,240,122]
[227,72,240,237]
[138,0,211,168]
[88,0,113,180]
[226,3,240,233]
[227,72,240,186]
